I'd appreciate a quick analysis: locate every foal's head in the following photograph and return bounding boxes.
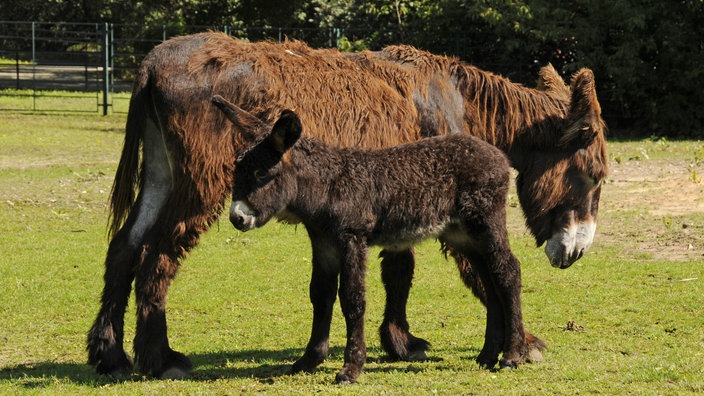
[513,68,608,269]
[211,95,302,231]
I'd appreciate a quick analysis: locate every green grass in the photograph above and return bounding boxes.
[0,90,131,114]
[1,111,703,394]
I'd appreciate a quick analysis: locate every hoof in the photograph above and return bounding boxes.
[499,357,519,370]
[335,372,355,384]
[91,350,134,377]
[379,323,431,361]
[527,347,544,363]
[476,353,499,369]
[145,350,193,379]
[107,365,133,377]
[160,367,191,379]
[406,349,428,361]
[334,368,360,384]
[291,353,325,374]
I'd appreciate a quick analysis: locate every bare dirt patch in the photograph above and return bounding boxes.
[598,157,704,261]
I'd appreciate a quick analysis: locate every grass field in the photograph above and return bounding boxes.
[1,111,703,395]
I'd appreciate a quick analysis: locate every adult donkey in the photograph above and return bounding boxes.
[87,32,608,378]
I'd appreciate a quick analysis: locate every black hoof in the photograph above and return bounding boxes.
[154,350,193,379]
[291,353,325,374]
[379,323,431,361]
[89,349,134,377]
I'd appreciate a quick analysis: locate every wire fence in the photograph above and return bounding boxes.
[0,22,353,114]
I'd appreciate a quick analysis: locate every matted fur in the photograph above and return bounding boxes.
[89,31,607,378]
[216,96,531,382]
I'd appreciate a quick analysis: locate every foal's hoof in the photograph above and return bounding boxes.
[335,366,361,384]
[291,353,325,374]
[476,353,499,369]
[499,357,520,370]
[335,372,356,384]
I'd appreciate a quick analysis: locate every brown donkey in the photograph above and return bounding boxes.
[213,95,529,383]
[87,32,608,378]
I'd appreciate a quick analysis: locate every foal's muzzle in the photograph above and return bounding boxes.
[230,201,257,231]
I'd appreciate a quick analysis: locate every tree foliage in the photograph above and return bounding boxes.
[1,0,702,137]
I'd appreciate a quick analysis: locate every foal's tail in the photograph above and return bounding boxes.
[107,72,150,238]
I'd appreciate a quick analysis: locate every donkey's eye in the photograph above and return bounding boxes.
[253,169,268,183]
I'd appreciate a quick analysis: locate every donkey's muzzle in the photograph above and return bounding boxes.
[230,201,257,231]
[545,221,596,269]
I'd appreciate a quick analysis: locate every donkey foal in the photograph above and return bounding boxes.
[213,95,532,383]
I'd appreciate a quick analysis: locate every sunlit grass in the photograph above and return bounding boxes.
[0,89,131,114]
[1,111,703,394]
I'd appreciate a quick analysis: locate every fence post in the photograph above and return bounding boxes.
[102,22,109,116]
[15,52,19,90]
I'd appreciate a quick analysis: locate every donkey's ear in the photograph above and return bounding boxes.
[211,95,270,156]
[536,63,570,98]
[269,109,302,154]
[560,68,604,146]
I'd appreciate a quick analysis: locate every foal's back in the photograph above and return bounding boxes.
[293,133,510,247]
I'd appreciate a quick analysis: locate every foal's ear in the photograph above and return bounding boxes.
[269,109,302,154]
[560,68,604,147]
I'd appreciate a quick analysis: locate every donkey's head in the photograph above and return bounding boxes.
[211,95,302,231]
[514,68,608,269]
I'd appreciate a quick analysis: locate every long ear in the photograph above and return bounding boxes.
[269,109,302,154]
[536,63,570,98]
[211,94,270,158]
[560,68,604,146]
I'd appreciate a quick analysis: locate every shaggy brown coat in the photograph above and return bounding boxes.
[87,32,607,378]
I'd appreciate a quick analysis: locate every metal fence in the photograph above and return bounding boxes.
[0,21,373,114]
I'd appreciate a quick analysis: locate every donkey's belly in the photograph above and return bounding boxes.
[370,218,454,251]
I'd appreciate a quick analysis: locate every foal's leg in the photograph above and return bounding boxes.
[291,235,341,374]
[449,248,545,362]
[453,220,534,369]
[378,248,430,361]
[335,238,368,384]
[452,249,506,368]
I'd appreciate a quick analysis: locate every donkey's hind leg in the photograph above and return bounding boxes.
[132,205,221,378]
[87,222,139,376]
[378,248,430,361]
[87,117,172,376]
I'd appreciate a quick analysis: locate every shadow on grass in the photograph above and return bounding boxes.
[0,346,478,388]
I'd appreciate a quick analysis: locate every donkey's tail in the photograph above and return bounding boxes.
[107,74,150,238]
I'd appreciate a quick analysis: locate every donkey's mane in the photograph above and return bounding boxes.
[380,45,572,150]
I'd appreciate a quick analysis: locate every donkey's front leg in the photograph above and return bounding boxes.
[335,237,368,384]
